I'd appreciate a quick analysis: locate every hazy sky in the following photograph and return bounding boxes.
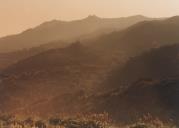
[0,0,179,37]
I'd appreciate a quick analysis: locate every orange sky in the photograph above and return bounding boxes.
[0,0,179,37]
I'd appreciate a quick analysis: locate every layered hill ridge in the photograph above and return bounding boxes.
[0,40,67,71]
[89,16,179,56]
[0,15,150,52]
[0,16,175,71]
[103,44,179,90]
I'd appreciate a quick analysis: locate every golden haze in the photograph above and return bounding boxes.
[0,0,179,37]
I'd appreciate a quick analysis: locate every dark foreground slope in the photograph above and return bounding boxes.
[0,42,109,116]
[91,78,179,124]
[0,43,179,125]
[89,44,179,123]
[104,44,179,90]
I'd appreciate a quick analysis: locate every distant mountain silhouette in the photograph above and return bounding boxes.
[0,15,150,52]
[88,16,179,57]
[0,15,169,70]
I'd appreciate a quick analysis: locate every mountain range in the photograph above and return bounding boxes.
[0,15,151,53]
[0,15,179,125]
